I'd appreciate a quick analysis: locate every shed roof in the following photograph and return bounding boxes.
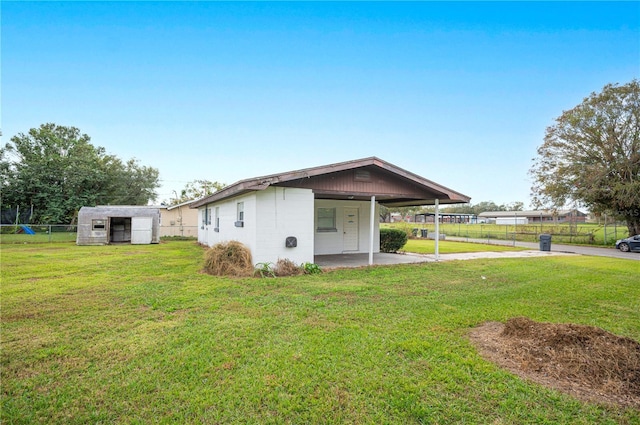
[191,157,470,208]
[80,205,160,216]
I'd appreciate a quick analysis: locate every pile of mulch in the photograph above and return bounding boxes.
[469,317,640,408]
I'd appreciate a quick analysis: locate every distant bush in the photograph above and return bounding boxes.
[380,228,408,253]
[161,235,197,241]
[273,258,303,277]
[203,241,253,277]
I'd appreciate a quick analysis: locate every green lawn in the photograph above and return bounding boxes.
[401,238,527,254]
[2,241,639,424]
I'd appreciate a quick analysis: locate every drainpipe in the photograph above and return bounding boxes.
[369,195,375,265]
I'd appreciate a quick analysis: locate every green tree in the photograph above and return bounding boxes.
[471,201,507,215]
[379,204,391,222]
[1,123,160,224]
[530,80,640,236]
[169,179,225,205]
[505,201,524,211]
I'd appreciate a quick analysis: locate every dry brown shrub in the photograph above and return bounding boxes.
[273,258,303,277]
[203,241,253,277]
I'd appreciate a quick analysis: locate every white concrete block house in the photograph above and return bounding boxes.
[191,157,470,265]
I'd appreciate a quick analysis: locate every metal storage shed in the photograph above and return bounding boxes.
[76,206,160,245]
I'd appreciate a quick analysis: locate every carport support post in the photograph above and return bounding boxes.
[435,199,440,261]
[369,195,375,265]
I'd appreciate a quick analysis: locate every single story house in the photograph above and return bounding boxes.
[191,157,470,265]
[478,209,587,224]
[76,206,161,245]
[159,200,199,237]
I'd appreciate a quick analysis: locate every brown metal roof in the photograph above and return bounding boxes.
[190,157,470,208]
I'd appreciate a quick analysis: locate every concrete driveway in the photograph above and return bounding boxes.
[447,237,640,261]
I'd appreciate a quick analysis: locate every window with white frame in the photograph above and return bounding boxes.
[214,207,220,232]
[207,208,212,225]
[235,202,244,227]
[317,207,337,232]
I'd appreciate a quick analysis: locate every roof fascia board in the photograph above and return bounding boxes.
[190,156,470,208]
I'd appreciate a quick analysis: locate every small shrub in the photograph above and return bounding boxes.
[254,262,276,278]
[380,228,408,253]
[203,240,253,277]
[301,262,322,275]
[273,258,303,277]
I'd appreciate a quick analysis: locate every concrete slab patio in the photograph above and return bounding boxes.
[314,250,573,269]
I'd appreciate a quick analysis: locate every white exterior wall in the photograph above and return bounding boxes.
[254,187,315,265]
[197,187,315,265]
[314,199,380,255]
[196,191,380,263]
[198,193,257,252]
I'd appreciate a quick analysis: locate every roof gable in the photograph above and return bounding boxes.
[191,157,470,208]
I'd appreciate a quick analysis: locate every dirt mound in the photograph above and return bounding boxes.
[469,317,640,408]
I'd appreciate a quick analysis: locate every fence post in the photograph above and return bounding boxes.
[49,225,52,242]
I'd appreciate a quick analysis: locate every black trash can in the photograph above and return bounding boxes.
[421,229,428,238]
[539,234,552,251]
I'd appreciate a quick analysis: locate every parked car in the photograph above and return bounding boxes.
[615,234,640,252]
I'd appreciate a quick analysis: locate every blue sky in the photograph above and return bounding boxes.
[2,1,639,207]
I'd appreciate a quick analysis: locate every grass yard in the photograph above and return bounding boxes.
[2,241,639,424]
[401,238,527,254]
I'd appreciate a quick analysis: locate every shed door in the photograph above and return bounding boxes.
[131,217,153,244]
[343,208,359,251]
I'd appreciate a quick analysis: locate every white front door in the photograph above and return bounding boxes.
[131,217,153,244]
[343,208,359,251]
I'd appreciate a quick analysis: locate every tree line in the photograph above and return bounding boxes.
[1,124,159,224]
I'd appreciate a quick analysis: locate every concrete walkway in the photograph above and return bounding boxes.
[314,250,573,269]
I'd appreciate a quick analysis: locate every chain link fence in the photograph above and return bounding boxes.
[0,224,200,244]
[2,221,629,246]
[403,223,628,247]
[0,224,78,243]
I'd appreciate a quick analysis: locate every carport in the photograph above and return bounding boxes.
[292,157,471,264]
[278,157,471,264]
